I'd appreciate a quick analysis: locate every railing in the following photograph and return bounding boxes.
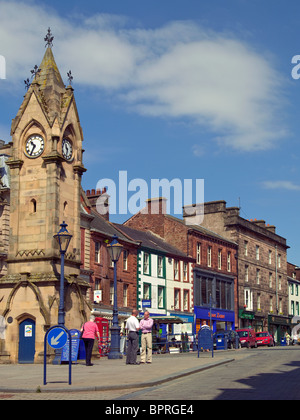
[97,335,194,356]
[152,338,192,354]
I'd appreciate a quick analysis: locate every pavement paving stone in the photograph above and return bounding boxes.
[0,350,248,394]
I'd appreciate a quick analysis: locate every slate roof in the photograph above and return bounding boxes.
[165,215,237,246]
[125,204,237,247]
[114,223,194,260]
[89,209,139,246]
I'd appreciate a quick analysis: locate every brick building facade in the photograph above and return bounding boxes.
[81,190,139,328]
[195,201,290,340]
[114,223,194,321]
[125,197,238,332]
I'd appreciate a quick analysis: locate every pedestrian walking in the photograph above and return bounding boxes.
[201,320,210,330]
[80,315,100,366]
[125,309,140,365]
[139,311,154,364]
[120,331,125,355]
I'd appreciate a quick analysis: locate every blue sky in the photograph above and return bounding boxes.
[0,0,300,263]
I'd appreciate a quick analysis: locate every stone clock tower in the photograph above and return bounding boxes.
[0,32,91,363]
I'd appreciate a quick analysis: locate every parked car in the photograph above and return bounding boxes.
[236,328,257,348]
[213,330,241,349]
[255,331,275,347]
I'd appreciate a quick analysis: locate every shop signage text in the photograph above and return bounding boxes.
[208,312,225,319]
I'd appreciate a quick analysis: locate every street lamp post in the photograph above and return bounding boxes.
[106,234,123,359]
[53,221,73,327]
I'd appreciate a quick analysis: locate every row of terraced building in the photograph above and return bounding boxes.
[82,191,294,343]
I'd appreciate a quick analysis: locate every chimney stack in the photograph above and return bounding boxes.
[86,188,110,221]
[146,197,167,215]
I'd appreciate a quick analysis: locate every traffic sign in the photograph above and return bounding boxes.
[44,326,72,386]
[47,327,68,349]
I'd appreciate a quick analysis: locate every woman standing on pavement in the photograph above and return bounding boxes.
[81,315,100,366]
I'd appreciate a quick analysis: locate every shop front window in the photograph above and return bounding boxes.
[199,276,233,311]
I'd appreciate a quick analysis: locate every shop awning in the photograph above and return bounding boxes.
[238,309,255,320]
[142,316,184,324]
[291,316,300,325]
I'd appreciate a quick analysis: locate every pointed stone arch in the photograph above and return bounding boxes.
[63,123,76,139]
[21,118,47,137]
[66,276,92,324]
[61,123,75,152]
[2,278,50,327]
[20,118,47,151]
[15,312,36,324]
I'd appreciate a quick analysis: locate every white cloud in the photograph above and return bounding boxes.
[262,181,300,191]
[0,1,288,152]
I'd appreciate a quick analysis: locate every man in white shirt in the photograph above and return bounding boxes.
[125,309,140,365]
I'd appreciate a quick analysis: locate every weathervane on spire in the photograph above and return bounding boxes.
[67,70,73,85]
[31,65,40,79]
[44,27,54,48]
[24,78,30,91]
[24,63,41,90]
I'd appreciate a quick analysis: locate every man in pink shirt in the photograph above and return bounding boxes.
[139,311,154,364]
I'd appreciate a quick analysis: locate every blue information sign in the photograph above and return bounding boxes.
[47,327,68,349]
[142,299,151,308]
[198,327,214,358]
[61,329,80,362]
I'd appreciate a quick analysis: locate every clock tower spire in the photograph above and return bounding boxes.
[1,30,90,363]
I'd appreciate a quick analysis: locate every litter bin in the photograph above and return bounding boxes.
[216,334,228,350]
[281,337,286,346]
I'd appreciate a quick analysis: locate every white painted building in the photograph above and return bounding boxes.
[165,255,193,316]
[139,249,167,315]
[114,224,194,321]
[287,262,300,343]
[288,275,300,318]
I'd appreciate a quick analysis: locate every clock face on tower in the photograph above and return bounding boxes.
[62,138,73,161]
[25,135,45,158]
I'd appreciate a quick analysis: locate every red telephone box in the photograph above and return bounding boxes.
[95,317,110,357]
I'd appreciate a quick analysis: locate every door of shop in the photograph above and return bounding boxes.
[18,318,36,363]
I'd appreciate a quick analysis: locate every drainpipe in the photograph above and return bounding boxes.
[275,245,279,313]
[235,248,239,329]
